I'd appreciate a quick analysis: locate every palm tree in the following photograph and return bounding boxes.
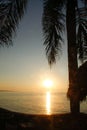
[0,0,28,46]
[77,61,87,101]
[42,0,87,113]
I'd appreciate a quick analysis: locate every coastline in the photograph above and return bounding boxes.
[0,107,87,130]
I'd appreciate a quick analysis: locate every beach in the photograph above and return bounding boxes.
[0,107,87,130]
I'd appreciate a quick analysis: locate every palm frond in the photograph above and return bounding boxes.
[77,7,87,62]
[42,0,65,66]
[0,0,28,46]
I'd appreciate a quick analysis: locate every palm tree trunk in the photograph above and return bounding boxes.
[66,0,80,113]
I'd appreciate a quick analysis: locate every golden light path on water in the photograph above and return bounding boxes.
[46,91,51,115]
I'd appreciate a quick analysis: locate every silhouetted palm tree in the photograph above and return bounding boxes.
[77,61,87,101]
[42,0,87,113]
[0,0,27,46]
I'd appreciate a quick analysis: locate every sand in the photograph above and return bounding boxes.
[0,107,87,130]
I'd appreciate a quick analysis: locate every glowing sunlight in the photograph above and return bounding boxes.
[43,79,53,88]
[46,91,51,115]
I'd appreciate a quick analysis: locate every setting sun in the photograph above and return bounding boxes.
[43,79,53,88]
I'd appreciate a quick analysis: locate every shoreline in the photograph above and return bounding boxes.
[0,107,87,130]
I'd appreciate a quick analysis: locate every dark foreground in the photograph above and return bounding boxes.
[0,108,87,130]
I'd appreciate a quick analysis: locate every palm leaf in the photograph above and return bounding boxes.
[0,0,28,46]
[77,7,87,61]
[42,0,65,65]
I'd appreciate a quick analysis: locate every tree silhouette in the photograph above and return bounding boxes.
[77,61,87,101]
[42,0,87,113]
[1,0,87,114]
[0,0,28,46]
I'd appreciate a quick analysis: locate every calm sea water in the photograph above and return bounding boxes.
[0,91,87,114]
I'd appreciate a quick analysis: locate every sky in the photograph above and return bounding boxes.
[0,0,68,93]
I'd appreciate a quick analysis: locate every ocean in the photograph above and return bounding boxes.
[0,91,87,114]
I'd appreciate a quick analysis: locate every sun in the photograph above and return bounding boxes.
[43,79,53,88]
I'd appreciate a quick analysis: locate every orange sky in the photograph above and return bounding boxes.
[0,0,68,93]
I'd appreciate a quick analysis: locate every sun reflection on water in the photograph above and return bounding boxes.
[46,91,51,115]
